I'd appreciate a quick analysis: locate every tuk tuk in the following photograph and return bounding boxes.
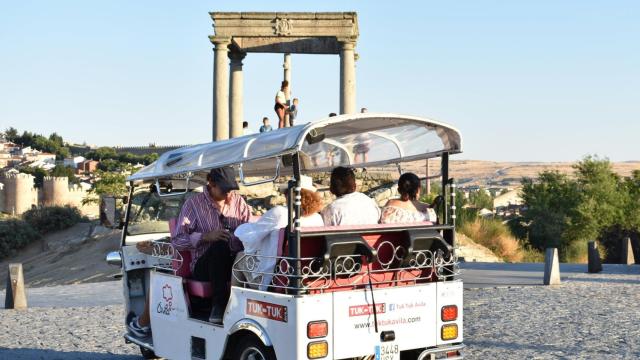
[106,113,464,360]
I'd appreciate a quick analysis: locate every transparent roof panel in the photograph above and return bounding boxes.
[128,113,462,182]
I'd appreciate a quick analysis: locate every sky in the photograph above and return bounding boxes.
[1,1,638,162]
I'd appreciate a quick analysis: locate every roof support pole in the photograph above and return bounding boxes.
[339,40,356,114]
[212,38,230,141]
[229,51,246,138]
[283,53,292,127]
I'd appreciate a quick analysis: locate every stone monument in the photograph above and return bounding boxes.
[210,12,359,140]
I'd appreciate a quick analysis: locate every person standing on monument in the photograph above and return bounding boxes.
[274,80,289,128]
[259,117,273,133]
[287,98,299,126]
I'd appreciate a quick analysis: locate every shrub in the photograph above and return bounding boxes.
[22,206,84,234]
[0,219,41,259]
[460,218,523,262]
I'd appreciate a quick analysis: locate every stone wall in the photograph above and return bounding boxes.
[0,173,39,215]
[0,174,98,217]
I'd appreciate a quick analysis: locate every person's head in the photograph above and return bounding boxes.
[262,117,269,125]
[360,107,368,113]
[242,121,249,129]
[330,166,356,197]
[328,112,337,117]
[281,80,289,90]
[397,172,421,201]
[293,98,299,105]
[300,189,323,217]
[206,166,239,201]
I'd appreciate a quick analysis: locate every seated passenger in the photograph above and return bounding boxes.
[321,166,380,226]
[172,167,251,324]
[234,175,324,289]
[380,172,437,224]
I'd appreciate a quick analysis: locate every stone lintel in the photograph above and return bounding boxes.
[210,12,357,21]
[231,37,342,54]
[210,12,359,54]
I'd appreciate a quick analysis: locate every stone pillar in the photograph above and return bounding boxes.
[543,248,561,285]
[212,38,230,141]
[5,263,27,310]
[622,237,636,265]
[283,53,292,127]
[588,241,603,273]
[339,40,357,114]
[229,51,246,138]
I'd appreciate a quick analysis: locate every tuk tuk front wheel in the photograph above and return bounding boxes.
[139,346,159,359]
[232,335,276,360]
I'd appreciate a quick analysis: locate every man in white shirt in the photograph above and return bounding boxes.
[322,167,380,226]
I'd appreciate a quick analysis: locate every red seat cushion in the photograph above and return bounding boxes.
[185,279,213,298]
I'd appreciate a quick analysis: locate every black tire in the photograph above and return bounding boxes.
[232,335,276,360]
[140,346,159,359]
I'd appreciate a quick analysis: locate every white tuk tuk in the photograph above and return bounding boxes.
[106,113,465,360]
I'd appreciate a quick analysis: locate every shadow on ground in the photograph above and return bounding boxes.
[0,348,140,360]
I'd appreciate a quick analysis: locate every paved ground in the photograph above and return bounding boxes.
[1,264,638,359]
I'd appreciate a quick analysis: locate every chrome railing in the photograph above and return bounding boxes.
[232,242,459,292]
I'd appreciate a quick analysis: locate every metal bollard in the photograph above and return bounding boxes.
[4,263,28,310]
[588,241,603,273]
[543,248,561,285]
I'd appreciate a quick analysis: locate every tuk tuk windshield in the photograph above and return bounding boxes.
[127,187,197,236]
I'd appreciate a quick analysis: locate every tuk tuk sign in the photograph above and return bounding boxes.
[246,299,288,322]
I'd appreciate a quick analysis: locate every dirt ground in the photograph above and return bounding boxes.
[0,222,122,290]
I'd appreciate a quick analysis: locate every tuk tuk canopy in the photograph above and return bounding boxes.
[127,113,462,183]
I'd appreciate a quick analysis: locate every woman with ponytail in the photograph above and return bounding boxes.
[380,172,437,224]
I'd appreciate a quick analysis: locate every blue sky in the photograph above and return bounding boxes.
[1,1,638,161]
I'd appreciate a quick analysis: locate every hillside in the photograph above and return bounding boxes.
[404,159,639,187]
[0,222,121,290]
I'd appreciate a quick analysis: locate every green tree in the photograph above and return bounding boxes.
[520,171,580,257]
[4,127,18,142]
[82,171,128,205]
[51,165,79,185]
[469,188,494,210]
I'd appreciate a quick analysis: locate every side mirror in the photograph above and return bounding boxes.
[105,251,122,267]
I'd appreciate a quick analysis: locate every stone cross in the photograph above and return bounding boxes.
[5,263,27,310]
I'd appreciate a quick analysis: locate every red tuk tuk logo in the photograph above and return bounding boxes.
[162,284,173,301]
[246,299,288,323]
[157,283,174,316]
[349,303,386,317]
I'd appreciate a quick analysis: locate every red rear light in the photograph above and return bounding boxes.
[447,350,459,357]
[441,305,458,322]
[307,321,328,338]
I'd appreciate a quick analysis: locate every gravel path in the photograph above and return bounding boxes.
[0,268,638,359]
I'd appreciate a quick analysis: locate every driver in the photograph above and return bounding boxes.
[172,166,252,323]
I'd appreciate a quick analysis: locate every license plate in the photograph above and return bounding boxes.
[375,343,400,360]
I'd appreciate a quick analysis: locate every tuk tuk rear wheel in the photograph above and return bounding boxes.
[232,335,276,360]
[139,346,159,359]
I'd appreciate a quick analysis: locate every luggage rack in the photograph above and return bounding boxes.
[150,240,182,274]
[232,241,460,293]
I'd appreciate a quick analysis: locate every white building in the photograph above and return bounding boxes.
[64,156,86,169]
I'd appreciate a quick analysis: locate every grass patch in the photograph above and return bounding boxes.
[459,218,524,262]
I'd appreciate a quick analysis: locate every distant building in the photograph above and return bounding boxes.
[493,189,523,209]
[64,156,86,169]
[76,160,99,175]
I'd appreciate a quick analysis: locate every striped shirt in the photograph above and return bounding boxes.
[172,191,251,272]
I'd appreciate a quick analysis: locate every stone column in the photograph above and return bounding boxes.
[229,51,246,138]
[283,53,292,127]
[212,38,230,141]
[339,40,357,114]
